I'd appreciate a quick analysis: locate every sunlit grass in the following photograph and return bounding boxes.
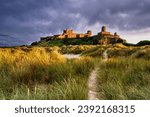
[1,44,150,100]
[61,45,97,54]
[0,47,95,100]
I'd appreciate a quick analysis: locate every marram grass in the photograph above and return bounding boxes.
[97,58,150,100]
[0,47,95,100]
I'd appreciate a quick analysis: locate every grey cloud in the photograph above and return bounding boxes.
[77,0,150,30]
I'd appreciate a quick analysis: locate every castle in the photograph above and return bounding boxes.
[40,26,125,45]
[41,29,92,40]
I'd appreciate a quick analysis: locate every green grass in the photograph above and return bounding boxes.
[63,38,94,45]
[82,46,105,57]
[61,45,97,54]
[97,58,150,100]
[48,40,64,46]
[32,37,95,46]
[33,40,64,46]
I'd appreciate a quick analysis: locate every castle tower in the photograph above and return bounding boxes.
[87,30,92,36]
[114,32,120,38]
[99,26,110,35]
[114,32,117,36]
[101,26,106,32]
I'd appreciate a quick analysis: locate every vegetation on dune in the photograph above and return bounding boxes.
[97,58,150,100]
[82,44,150,58]
[79,44,150,100]
[32,37,95,46]
[137,40,150,46]
[82,45,106,57]
[61,45,97,54]
[82,44,130,57]
[0,44,150,100]
[0,47,95,99]
[30,43,98,54]
[131,47,150,60]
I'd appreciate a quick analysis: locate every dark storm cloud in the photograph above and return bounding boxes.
[78,0,150,30]
[0,0,80,43]
[0,0,150,44]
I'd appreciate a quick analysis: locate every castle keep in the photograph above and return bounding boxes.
[40,26,125,45]
[97,26,124,44]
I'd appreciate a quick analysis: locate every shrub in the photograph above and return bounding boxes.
[137,40,150,46]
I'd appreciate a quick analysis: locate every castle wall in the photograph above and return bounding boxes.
[55,29,92,39]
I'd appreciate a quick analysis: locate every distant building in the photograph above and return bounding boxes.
[40,26,126,45]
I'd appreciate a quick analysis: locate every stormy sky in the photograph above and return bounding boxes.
[0,0,150,44]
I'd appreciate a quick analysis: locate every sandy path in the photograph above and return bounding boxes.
[88,67,99,100]
[63,54,80,59]
[88,50,108,100]
[63,52,108,100]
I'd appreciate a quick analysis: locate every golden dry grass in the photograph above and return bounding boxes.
[0,47,95,99]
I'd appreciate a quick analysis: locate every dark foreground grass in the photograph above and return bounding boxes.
[97,58,150,100]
